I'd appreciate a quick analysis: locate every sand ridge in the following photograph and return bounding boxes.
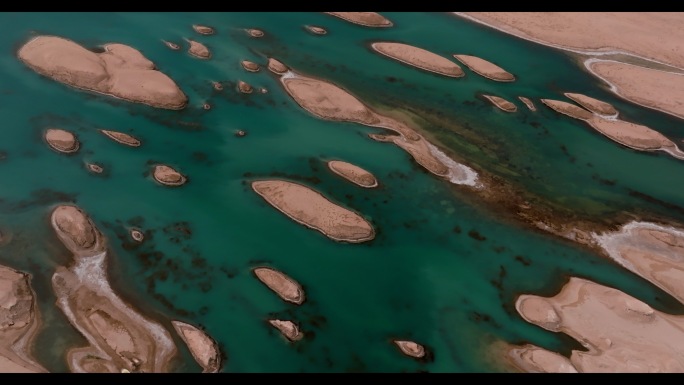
[371,42,464,78]
[483,95,517,112]
[253,267,305,305]
[100,129,141,147]
[268,320,303,342]
[518,96,536,111]
[171,321,221,373]
[453,54,515,81]
[564,92,617,116]
[327,160,378,188]
[506,344,578,373]
[325,12,393,27]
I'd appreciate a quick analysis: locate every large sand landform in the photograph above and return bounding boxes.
[453,54,515,81]
[371,42,464,78]
[252,180,375,243]
[171,321,221,373]
[51,205,106,257]
[100,129,141,147]
[564,92,617,116]
[45,128,79,153]
[253,267,305,305]
[18,36,188,110]
[483,95,517,112]
[327,160,378,188]
[268,320,303,342]
[541,99,594,120]
[325,12,393,28]
[506,344,578,373]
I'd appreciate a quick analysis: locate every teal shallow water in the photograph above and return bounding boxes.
[0,12,683,372]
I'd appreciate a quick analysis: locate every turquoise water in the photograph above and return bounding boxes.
[0,12,683,372]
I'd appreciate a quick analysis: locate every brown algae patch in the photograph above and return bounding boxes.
[246,29,264,38]
[253,267,305,305]
[18,36,187,110]
[325,12,393,27]
[518,96,536,111]
[393,340,426,359]
[564,92,617,116]
[327,160,378,188]
[45,128,79,153]
[192,25,214,35]
[100,129,141,147]
[371,42,464,78]
[305,25,327,35]
[453,54,515,81]
[153,165,187,187]
[238,81,253,94]
[268,320,303,342]
[187,40,211,59]
[171,321,221,373]
[483,95,517,112]
[241,60,260,72]
[252,180,375,243]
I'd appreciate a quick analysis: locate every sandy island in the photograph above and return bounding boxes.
[393,340,426,359]
[192,25,214,35]
[163,41,180,50]
[268,320,303,342]
[253,267,305,305]
[100,129,141,147]
[327,160,378,188]
[267,58,289,75]
[0,265,47,373]
[305,25,327,35]
[19,36,187,110]
[453,54,515,81]
[483,95,517,112]
[325,12,393,28]
[51,205,177,372]
[246,29,264,38]
[241,60,260,72]
[252,180,375,243]
[171,321,221,373]
[86,163,103,174]
[564,92,617,116]
[129,229,144,242]
[238,80,253,94]
[45,128,79,153]
[518,96,536,111]
[153,165,187,187]
[187,40,211,59]
[371,42,464,78]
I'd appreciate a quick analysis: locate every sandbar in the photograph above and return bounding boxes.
[246,29,264,38]
[163,41,180,50]
[252,180,375,243]
[86,163,103,174]
[393,340,425,358]
[483,95,517,112]
[51,205,106,257]
[564,92,617,116]
[238,80,253,94]
[506,344,578,373]
[171,321,221,373]
[453,54,515,81]
[371,42,464,78]
[268,320,303,342]
[267,58,289,75]
[100,129,141,147]
[305,25,327,35]
[325,12,393,27]
[253,267,305,305]
[327,160,378,188]
[45,128,79,153]
[192,25,214,35]
[153,165,187,187]
[19,36,187,110]
[241,60,260,72]
[518,96,536,111]
[187,40,211,59]
[540,99,593,120]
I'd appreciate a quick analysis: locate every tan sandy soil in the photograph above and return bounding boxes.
[587,61,684,120]
[238,81,253,94]
[50,205,177,373]
[45,128,79,153]
[393,340,425,358]
[268,320,303,342]
[130,229,144,242]
[0,265,48,373]
[483,95,517,112]
[246,29,264,38]
[241,60,260,72]
[153,165,187,187]
[100,129,141,147]
[371,42,464,78]
[516,277,684,372]
[327,160,378,188]
[19,36,188,110]
[267,58,289,74]
[253,267,305,305]
[325,12,393,27]
[86,163,103,174]
[305,25,327,35]
[252,180,375,243]
[171,321,221,373]
[506,344,578,373]
[564,92,617,116]
[162,40,180,50]
[187,40,211,59]
[453,54,515,81]
[541,99,594,120]
[192,25,214,35]
[518,96,536,111]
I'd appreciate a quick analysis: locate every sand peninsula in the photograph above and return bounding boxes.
[305,25,327,35]
[325,12,393,27]
[241,60,260,72]
[192,25,214,35]
[100,129,141,147]
[153,165,187,187]
[252,180,375,243]
[483,95,517,112]
[393,340,426,359]
[253,267,305,305]
[238,80,253,94]
[506,344,578,373]
[50,205,177,372]
[371,42,464,78]
[19,36,188,110]
[453,54,515,81]
[518,96,536,111]
[171,321,221,373]
[327,160,378,188]
[267,58,288,75]
[542,98,684,159]
[187,40,211,59]
[245,29,264,38]
[0,265,48,373]
[564,92,617,116]
[45,128,79,153]
[268,320,303,342]
[515,277,684,372]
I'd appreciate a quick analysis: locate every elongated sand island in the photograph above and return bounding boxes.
[246,29,264,38]
[268,320,303,342]
[453,54,515,81]
[100,129,141,147]
[153,165,187,187]
[325,12,393,27]
[252,180,375,243]
[18,36,187,110]
[515,277,684,372]
[171,321,221,373]
[393,340,426,359]
[564,92,617,116]
[241,60,260,72]
[187,40,211,59]
[45,128,79,153]
[0,265,48,373]
[483,95,517,112]
[518,96,536,111]
[253,267,305,305]
[305,25,327,35]
[327,160,378,188]
[51,205,177,373]
[371,42,464,78]
[192,25,214,35]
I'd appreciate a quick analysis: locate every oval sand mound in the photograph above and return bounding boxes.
[327,160,378,188]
